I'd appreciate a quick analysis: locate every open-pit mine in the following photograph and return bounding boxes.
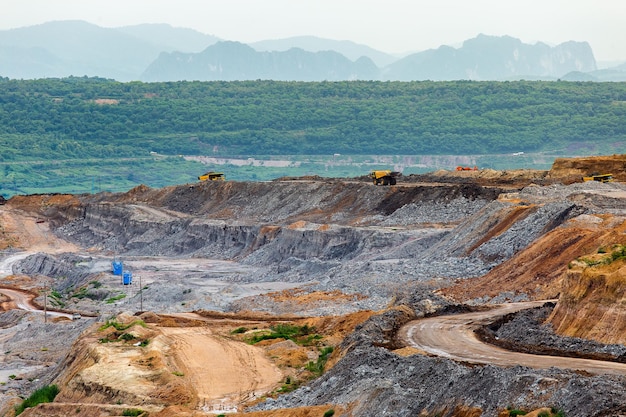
[2,156,626,417]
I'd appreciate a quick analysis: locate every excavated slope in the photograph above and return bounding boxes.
[549,154,626,183]
[443,214,626,302]
[549,251,626,345]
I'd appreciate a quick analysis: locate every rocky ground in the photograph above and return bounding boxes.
[1,165,626,416]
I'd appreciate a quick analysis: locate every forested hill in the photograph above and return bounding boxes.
[1,77,626,160]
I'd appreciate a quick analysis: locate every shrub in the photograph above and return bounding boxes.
[231,326,248,334]
[551,408,566,417]
[105,293,127,304]
[277,376,300,393]
[246,324,320,345]
[15,384,59,415]
[323,409,335,417]
[305,346,334,376]
[508,410,527,416]
[122,409,145,416]
[99,319,146,332]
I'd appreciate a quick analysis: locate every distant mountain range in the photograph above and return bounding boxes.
[1,20,625,82]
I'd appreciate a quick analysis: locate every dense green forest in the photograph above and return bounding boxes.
[1,77,625,196]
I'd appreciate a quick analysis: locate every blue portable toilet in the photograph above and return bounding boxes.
[122,271,132,285]
[112,261,123,276]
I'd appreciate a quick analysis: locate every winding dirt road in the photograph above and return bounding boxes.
[0,287,74,319]
[399,301,626,376]
[0,251,74,319]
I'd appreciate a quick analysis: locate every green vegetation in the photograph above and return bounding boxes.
[246,324,321,345]
[323,409,335,417]
[98,320,149,345]
[578,244,626,267]
[276,376,300,393]
[121,409,145,416]
[99,319,146,332]
[119,333,136,341]
[105,293,127,304]
[47,290,66,308]
[306,346,334,376]
[231,326,248,334]
[1,77,626,196]
[14,384,59,415]
[508,409,527,416]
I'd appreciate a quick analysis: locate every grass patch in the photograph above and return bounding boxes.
[246,324,321,346]
[231,326,248,334]
[276,376,301,393]
[121,409,145,416]
[105,293,127,304]
[48,290,66,308]
[71,287,88,299]
[15,384,59,415]
[98,319,149,344]
[119,333,136,341]
[305,346,334,376]
[99,319,146,332]
[579,244,626,268]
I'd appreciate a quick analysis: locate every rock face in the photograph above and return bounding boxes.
[549,252,626,345]
[549,154,626,182]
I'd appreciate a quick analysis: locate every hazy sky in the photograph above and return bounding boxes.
[3,0,625,62]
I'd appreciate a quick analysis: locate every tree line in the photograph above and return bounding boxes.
[1,76,625,161]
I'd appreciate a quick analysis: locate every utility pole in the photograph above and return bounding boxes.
[139,275,143,311]
[43,284,47,323]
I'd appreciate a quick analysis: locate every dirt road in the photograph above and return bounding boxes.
[399,301,626,376]
[0,287,74,319]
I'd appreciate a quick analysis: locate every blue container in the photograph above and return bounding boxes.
[112,261,123,276]
[122,271,132,285]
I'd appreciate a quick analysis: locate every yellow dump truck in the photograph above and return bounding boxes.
[370,170,400,186]
[582,173,613,183]
[198,171,225,181]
